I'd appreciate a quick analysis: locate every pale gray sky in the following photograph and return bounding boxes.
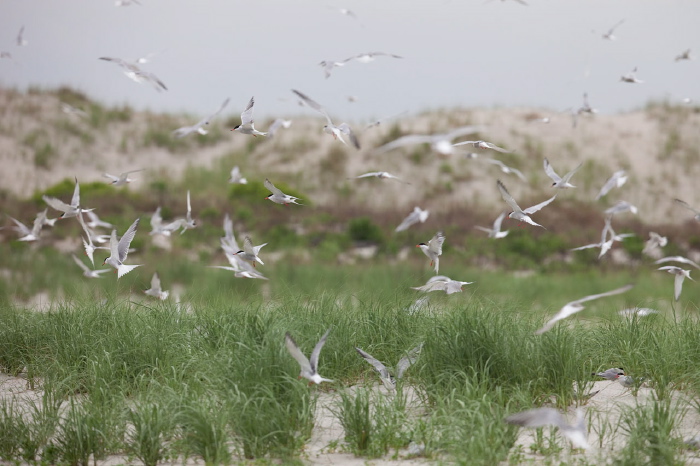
[1,0,698,122]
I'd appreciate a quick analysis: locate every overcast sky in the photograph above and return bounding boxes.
[1,0,698,123]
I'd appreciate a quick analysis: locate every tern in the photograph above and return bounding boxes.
[453,140,511,153]
[657,266,693,301]
[209,256,268,280]
[103,169,143,187]
[505,408,589,450]
[484,158,526,181]
[674,198,700,221]
[345,51,403,64]
[149,207,182,237]
[365,111,407,130]
[571,217,632,258]
[144,272,169,300]
[173,98,230,138]
[593,367,625,380]
[9,213,44,242]
[544,158,582,189]
[43,178,93,219]
[72,254,111,279]
[675,49,692,62]
[285,329,333,384]
[16,26,28,47]
[605,201,638,217]
[654,256,700,270]
[231,96,267,137]
[416,231,445,274]
[103,218,141,278]
[395,206,429,232]
[602,19,624,41]
[474,212,509,239]
[178,191,196,234]
[351,171,408,183]
[411,275,474,295]
[85,211,113,230]
[291,89,360,149]
[264,178,303,205]
[228,166,247,184]
[319,60,345,79]
[595,170,627,200]
[355,343,422,391]
[497,180,556,228]
[99,57,167,92]
[618,308,658,317]
[266,119,292,138]
[232,236,267,267]
[620,66,644,84]
[642,232,667,256]
[78,212,108,266]
[534,284,634,335]
[60,103,88,118]
[377,126,482,156]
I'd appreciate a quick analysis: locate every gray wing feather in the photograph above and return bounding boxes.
[396,343,423,379]
[309,328,331,373]
[355,347,390,379]
[118,218,140,262]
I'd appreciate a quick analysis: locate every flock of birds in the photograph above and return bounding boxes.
[3,4,700,457]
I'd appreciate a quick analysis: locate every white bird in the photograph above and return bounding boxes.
[395,206,429,232]
[103,169,143,187]
[43,178,92,219]
[220,213,240,253]
[115,0,141,5]
[85,210,113,230]
[16,26,28,47]
[602,19,625,40]
[657,266,693,302]
[642,232,668,257]
[595,170,628,200]
[620,66,644,84]
[351,171,408,183]
[266,119,292,138]
[605,201,638,217]
[376,126,482,156]
[264,178,303,206]
[675,49,692,62]
[77,211,108,266]
[344,52,403,64]
[654,256,700,270]
[416,231,445,273]
[453,140,511,153]
[149,207,182,237]
[228,166,248,185]
[72,254,111,279]
[285,329,333,384]
[9,212,44,242]
[233,236,267,268]
[355,343,422,391]
[405,296,430,315]
[484,158,526,181]
[177,190,196,235]
[543,158,583,189]
[103,218,141,278]
[60,103,88,118]
[291,89,360,149]
[230,96,267,137]
[172,98,230,138]
[365,111,407,130]
[618,308,658,318]
[571,217,632,258]
[411,275,474,295]
[505,408,589,450]
[318,60,346,79]
[497,180,556,229]
[674,198,700,221]
[474,212,509,239]
[99,57,167,92]
[144,272,169,300]
[534,284,634,335]
[209,256,268,280]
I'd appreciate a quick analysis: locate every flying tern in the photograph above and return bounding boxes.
[355,343,422,391]
[602,19,625,40]
[72,254,111,279]
[675,49,692,62]
[618,308,658,317]
[474,212,509,239]
[453,140,511,153]
[43,178,93,219]
[173,98,230,138]
[657,266,693,301]
[60,103,88,118]
[497,180,556,228]
[266,119,292,138]
[654,256,700,270]
[228,166,247,184]
[232,236,267,267]
[319,60,345,79]
[345,51,403,64]
[9,213,44,242]
[620,66,644,84]
[78,211,108,266]
[411,275,474,295]
[674,198,700,221]
[544,158,582,189]
[351,171,408,183]
[103,218,141,278]
[365,111,407,130]
[144,272,169,300]
[605,201,638,217]
[99,57,167,92]
[484,158,526,181]
[264,178,303,205]
[285,329,333,384]
[642,232,667,256]
[595,170,627,200]
[230,96,267,137]
[103,169,143,187]
[395,206,429,232]
[376,126,482,156]
[16,26,28,47]
[84,211,113,230]
[416,231,445,274]
[292,89,360,149]
[149,207,182,237]
[534,284,634,335]
[178,190,196,234]
[209,255,268,280]
[505,408,589,450]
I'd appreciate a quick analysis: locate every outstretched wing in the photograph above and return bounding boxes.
[571,284,634,305]
[264,178,284,196]
[309,328,331,373]
[291,89,331,123]
[285,332,312,373]
[118,218,140,262]
[543,158,561,183]
[355,347,390,379]
[497,180,522,213]
[396,343,423,379]
[240,96,255,125]
[523,194,557,215]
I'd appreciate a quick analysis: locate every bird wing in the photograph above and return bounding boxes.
[150,207,163,230]
[151,272,161,291]
[309,328,331,373]
[355,347,390,379]
[561,162,583,183]
[523,194,557,215]
[109,229,119,259]
[77,211,93,245]
[396,210,420,232]
[186,190,192,217]
[291,89,331,123]
[72,254,90,273]
[493,212,507,232]
[428,231,445,255]
[571,284,634,305]
[338,123,360,149]
[535,303,585,335]
[375,134,435,153]
[655,256,700,269]
[264,178,284,196]
[9,217,30,236]
[243,236,255,256]
[240,96,255,125]
[118,218,140,262]
[42,195,72,213]
[285,332,312,373]
[356,172,380,178]
[543,158,561,183]
[396,343,423,379]
[497,180,522,213]
[444,126,483,141]
[675,198,699,214]
[205,97,230,125]
[674,273,686,301]
[103,173,119,182]
[484,142,510,153]
[505,408,564,428]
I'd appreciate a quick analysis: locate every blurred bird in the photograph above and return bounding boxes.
[266,119,292,138]
[173,98,230,138]
[395,206,429,232]
[43,178,92,219]
[233,236,267,267]
[231,96,267,137]
[411,275,474,294]
[416,231,445,273]
[376,126,482,156]
[228,166,247,185]
[505,408,589,450]
[642,232,668,257]
[544,158,583,189]
[474,212,509,239]
[675,49,692,62]
[285,329,333,384]
[144,272,169,300]
[115,0,141,5]
[16,26,28,47]
[149,207,182,237]
[78,212,108,266]
[620,66,644,83]
[292,89,360,149]
[99,57,167,92]
[484,158,526,181]
[9,212,45,242]
[355,343,423,391]
[264,178,303,205]
[497,180,556,229]
[596,170,628,200]
[351,171,408,183]
[535,284,634,335]
[318,59,345,79]
[85,211,113,230]
[72,254,111,279]
[365,111,407,130]
[655,256,700,270]
[103,169,143,187]
[453,140,511,153]
[605,201,638,218]
[618,308,658,317]
[658,266,693,301]
[674,198,700,221]
[103,218,141,278]
[178,191,197,235]
[602,19,625,40]
[61,103,88,118]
